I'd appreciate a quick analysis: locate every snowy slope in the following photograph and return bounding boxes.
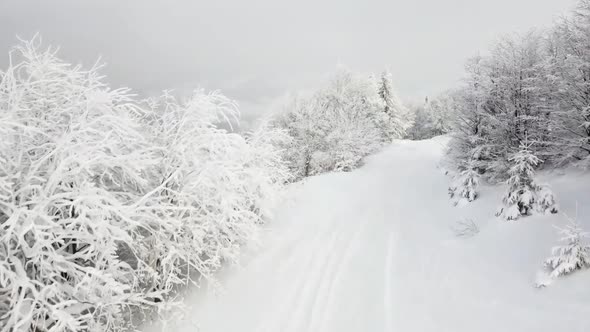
[145,137,590,332]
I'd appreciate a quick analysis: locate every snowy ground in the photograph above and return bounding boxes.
[145,137,590,332]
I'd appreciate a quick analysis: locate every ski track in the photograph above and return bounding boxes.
[146,137,590,332]
[383,231,395,332]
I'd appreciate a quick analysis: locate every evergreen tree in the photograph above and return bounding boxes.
[449,159,480,205]
[544,217,590,278]
[377,70,408,139]
[496,141,558,220]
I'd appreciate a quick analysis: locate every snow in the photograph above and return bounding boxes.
[144,136,590,332]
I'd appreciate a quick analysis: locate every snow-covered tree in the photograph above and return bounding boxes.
[543,0,590,167]
[273,68,393,178]
[0,38,163,331]
[449,159,480,205]
[0,38,290,331]
[405,99,432,140]
[447,32,559,182]
[446,56,493,177]
[496,141,558,220]
[535,184,559,215]
[376,70,410,139]
[271,95,329,178]
[425,94,455,136]
[309,113,383,173]
[447,1,590,180]
[544,217,590,278]
[137,90,291,299]
[406,93,454,140]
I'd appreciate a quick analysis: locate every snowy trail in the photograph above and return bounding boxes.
[147,137,590,332]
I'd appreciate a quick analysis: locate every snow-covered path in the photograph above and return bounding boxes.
[149,137,590,332]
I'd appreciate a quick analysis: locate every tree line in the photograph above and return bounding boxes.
[446,0,590,218]
[271,68,412,179]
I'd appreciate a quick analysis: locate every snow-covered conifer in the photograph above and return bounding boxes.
[497,141,558,220]
[449,159,480,205]
[376,70,409,140]
[544,217,590,278]
[535,184,559,215]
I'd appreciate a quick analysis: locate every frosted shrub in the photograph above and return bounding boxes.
[0,39,290,331]
[274,69,406,178]
[308,116,382,174]
[244,123,293,214]
[139,92,291,297]
[544,217,590,278]
[451,218,480,238]
[0,39,162,331]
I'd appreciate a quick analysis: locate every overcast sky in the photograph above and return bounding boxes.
[0,0,579,119]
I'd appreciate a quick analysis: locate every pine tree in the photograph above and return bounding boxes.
[377,70,408,140]
[449,159,480,205]
[406,100,431,140]
[535,184,559,215]
[496,141,558,220]
[544,217,590,278]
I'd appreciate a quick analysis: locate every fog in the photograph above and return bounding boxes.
[0,0,577,120]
